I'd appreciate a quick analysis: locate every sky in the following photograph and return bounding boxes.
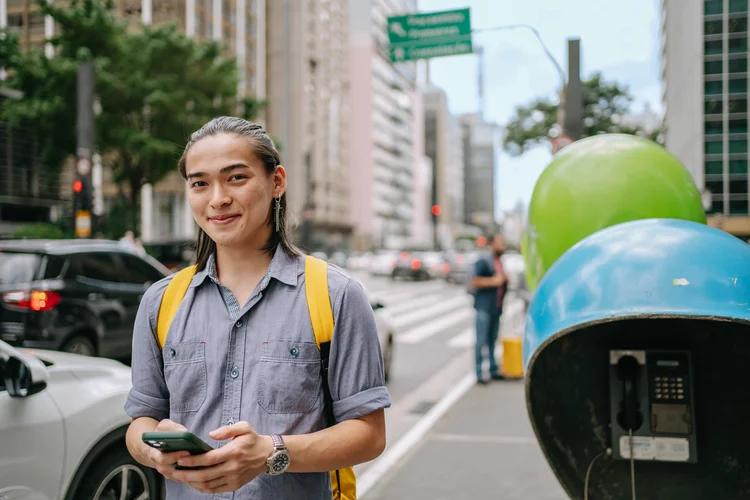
[416,0,663,216]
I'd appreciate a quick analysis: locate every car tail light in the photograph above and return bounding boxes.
[3,290,61,311]
[442,263,451,273]
[400,252,410,261]
[411,259,422,270]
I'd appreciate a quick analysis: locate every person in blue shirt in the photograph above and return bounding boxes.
[470,232,509,384]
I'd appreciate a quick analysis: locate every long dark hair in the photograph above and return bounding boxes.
[178,116,300,271]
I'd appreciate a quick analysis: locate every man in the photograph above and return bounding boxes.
[470,232,508,384]
[124,117,389,499]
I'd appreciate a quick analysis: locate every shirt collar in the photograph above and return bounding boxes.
[190,244,300,288]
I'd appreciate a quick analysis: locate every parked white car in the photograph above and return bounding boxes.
[353,279,395,382]
[0,340,162,500]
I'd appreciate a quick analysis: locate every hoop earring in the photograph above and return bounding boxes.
[274,196,281,232]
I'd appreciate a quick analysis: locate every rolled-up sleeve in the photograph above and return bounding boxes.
[124,279,171,421]
[328,278,391,422]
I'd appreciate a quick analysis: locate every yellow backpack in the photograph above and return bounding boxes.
[156,255,356,500]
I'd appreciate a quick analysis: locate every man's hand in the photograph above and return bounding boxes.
[492,272,507,286]
[171,421,275,494]
[146,419,191,481]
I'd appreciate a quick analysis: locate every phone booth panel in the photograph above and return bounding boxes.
[524,219,750,499]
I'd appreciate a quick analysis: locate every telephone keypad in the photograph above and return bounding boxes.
[652,376,687,401]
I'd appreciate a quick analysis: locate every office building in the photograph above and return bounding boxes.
[265,0,353,251]
[661,0,750,238]
[349,0,419,251]
[460,113,497,232]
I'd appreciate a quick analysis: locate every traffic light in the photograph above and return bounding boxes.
[431,204,442,217]
[73,175,93,212]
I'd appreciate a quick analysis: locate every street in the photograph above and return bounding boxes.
[350,271,567,499]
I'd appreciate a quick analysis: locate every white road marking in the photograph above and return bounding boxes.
[396,308,474,344]
[357,371,476,498]
[391,295,471,331]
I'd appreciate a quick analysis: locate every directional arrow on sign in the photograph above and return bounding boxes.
[389,21,406,37]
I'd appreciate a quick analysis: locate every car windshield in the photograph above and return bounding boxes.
[0,252,41,285]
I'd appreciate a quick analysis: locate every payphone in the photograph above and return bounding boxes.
[609,349,697,464]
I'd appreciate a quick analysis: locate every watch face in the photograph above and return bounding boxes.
[271,452,290,474]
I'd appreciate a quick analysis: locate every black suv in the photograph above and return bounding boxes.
[0,239,169,359]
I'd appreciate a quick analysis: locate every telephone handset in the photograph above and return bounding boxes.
[608,350,697,463]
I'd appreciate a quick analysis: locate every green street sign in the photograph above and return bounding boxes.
[387,8,473,63]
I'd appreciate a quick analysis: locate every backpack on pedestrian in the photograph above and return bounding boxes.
[155,255,356,500]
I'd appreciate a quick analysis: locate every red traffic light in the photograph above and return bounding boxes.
[73,180,83,193]
[431,204,442,216]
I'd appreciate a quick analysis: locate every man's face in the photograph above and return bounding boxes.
[491,234,506,255]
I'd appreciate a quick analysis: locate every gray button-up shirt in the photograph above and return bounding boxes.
[125,245,391,499]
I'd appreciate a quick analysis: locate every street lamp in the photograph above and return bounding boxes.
[471,24,569,132]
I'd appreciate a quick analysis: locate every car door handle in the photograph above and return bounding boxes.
[88,293,105,301]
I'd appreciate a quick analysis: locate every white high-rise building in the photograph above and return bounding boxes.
[349,0,420,251]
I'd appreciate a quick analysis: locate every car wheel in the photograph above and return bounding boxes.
[383,333,394,383]
[73,446,163,500]
[61,335,97,356]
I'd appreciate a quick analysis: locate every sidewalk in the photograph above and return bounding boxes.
[363,378,568,500]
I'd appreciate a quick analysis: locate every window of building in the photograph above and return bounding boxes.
[730,198,749,214]
[706,160,724,175]
[729,58,749,73]
[730,118,749,133]
[730,177,749,194]
[706,0,723,14]
[705,60,723,74]
[729,0,749,14]
[705,39,723,55]
[706,120,724,134]
[706,99,724,114]
[729,78,748,93]
[706,19,723,35]
[706,141,724,155]
[706,179,725,195]
[705,80,723,95]
[730,139,749,153]
[729,16,749,33]
[729,36,749,53]
[729,97,748,112]
[730,159,749,173]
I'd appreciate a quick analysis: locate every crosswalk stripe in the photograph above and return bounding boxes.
[371,283,451,304]
[447,327,474,348]
[391,295,472,332]
[385,293,452,316]
[397,308,474,344]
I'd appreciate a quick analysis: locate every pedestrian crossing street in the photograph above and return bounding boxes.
[357,274,528,349]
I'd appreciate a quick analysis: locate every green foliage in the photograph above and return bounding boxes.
[0,0,267,217]
[503,72,663,156]
[13,222,65,239]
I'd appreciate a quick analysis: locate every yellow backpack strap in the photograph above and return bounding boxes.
[304,255,356,500]
[305,255,334,347]
[156,265,196,348]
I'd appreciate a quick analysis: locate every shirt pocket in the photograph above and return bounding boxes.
[258,340,321,414]
[163,341,208,413]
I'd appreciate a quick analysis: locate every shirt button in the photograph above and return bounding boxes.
[231,367,240,378]
[235,320,243,328]
[226,419,234,426]
[169,348,176,357]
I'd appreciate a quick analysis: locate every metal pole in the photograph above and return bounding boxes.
[471,24,566,90]
[76,61,95,237]
[477,45,485,119]
[564,38,583,140]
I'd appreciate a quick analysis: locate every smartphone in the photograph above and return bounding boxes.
[142,431,213,469]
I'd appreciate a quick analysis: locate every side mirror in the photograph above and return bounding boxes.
[1,345,49,398]
[372,302,385,310]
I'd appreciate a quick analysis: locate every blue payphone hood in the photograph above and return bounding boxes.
[523,218,750,368]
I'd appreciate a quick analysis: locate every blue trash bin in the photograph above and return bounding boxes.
[523,219,750,499]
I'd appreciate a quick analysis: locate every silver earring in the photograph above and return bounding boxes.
[274,196,281,232]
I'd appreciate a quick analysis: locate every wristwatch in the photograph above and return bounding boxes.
[266,434,291,476]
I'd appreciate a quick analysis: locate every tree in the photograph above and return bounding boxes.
[0,0,266,220]
[503,72,663,156]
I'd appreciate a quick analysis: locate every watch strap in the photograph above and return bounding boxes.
[271,434,286,450]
